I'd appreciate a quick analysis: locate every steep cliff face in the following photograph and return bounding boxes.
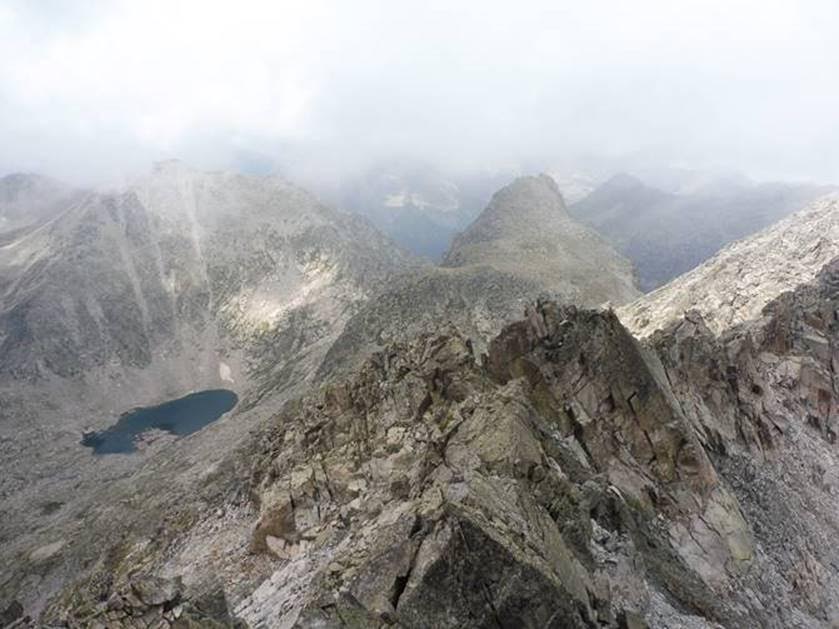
[646,259,839,626]
[619,196,839,339]
[32,254,839,627]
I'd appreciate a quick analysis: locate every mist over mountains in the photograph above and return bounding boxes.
[4,2,839,628]
[2,158,839,628]
[570,172,836,290]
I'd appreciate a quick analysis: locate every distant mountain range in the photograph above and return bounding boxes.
[322,163,836,292]
[570,172,836,290]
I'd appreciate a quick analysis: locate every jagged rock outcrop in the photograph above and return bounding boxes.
[571,173,835,290]
[37,302,733,626]
[36,251,839,628]
[618,196,839,339]
[235,302,759,627]
[643,259,839,626]
[444,174,641,306]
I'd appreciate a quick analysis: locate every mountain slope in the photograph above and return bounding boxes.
[444,174,640,306]
[0,162,417,617]
[32,254,839,627]
[618,195,839,338]
[0,161,414,389]
[571,173,836,290]
[0,173,81,243]
[317,174,641,381]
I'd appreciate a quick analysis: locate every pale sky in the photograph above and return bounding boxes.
[1,0,838,185]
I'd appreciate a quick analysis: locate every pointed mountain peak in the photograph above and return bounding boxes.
[450,174,570,246]
[487,173,567,214]
[442,174,640,306]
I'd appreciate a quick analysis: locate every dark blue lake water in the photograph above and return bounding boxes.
[81,389,238,455]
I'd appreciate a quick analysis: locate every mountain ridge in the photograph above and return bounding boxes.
[618,194,839,338]
[4,163,839,628]
[571,172,836,290]
[28,252,839,628]
[316,173,642,381]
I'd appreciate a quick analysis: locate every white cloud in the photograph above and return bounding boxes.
[1,0,838,184]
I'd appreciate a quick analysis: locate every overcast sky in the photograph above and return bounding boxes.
[1,0,838,185]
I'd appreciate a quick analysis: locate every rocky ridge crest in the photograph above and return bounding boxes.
[618,195,839,338]
[35,254,839,627]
